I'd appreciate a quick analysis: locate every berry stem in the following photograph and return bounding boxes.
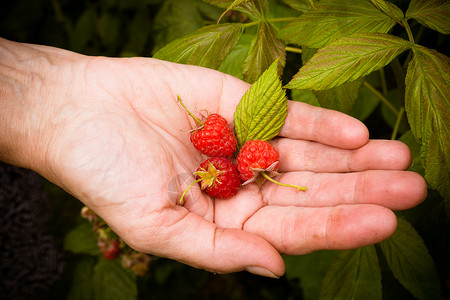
[261,172,307,192]
[179,178,203,204]
[177,95,203,126]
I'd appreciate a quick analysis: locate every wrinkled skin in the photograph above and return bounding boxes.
[2,40,427,277]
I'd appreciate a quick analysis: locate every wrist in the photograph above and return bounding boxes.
[0,38,80,179]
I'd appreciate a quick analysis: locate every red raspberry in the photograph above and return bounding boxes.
[194,157,241,199]
[236,140,280,182]
[190,113,237,158]
[101,239,121,260]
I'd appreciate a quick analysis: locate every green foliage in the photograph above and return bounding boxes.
[2,0,448,299]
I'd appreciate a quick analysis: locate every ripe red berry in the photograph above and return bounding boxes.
[190,113,237,158]
[236,140,280,182]
[194,157,241,199]
[102,239,121,260]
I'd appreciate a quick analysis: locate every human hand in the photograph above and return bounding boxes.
[1,40,427,277]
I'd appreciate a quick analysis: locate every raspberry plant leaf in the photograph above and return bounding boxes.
[379,218,441,300]
[314,77,365,113]
[405,0,450,35]
[243,20,286,83]
[285,33,411,90]
[204,0,267,19]
[64,220,100,256]
[153,23,243,69]
[319,246,382,300]
[369,0,404,24]
[278,0,398,49]
[234,58,287,148]
[281,0,314,12]
[405,45,450,199]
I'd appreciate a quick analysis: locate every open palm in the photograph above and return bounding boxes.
[44,56,426,277]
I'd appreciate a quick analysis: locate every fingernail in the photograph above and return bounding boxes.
[245,266,280,279]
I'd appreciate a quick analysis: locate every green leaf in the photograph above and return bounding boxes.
[67,257,96,300]
[217,0,249,23]
[234,58,288,148]
[153,23,243,69]
[98,12,121,48]
[278,0,398,48]
[314,77,364,113]
[152,0,221,53]
[64,220,100,256]
[350,83,380,121]
[399,130,425,176]
[381,88,410,134]
[218,33,253,79]
[284,251,338,300]
[93,258,137,300]
[291,89,321,107]
[243,20,286,83]
[70,8,97,52]
[281,0,314,12]
[369,0,404,24]
[379,218,441,300]
[319,246,382,300]
[203,0,267,19]
[406,0,450,34]
[405,45,450,199]
[285,33,411,90]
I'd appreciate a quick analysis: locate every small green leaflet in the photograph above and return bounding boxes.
[217,0,248,23]
[285,33,411,90]
[379,218,441,300]
[406,0,450,35]
[281,0,314,12]
[405,45,450,199]
[243,20,286,83]
[234,58,287,148]
[64,220,100,256]
[203,0,267,19]
[319,246,382,300]
[153,23,243,69]
[278,0,398,48]
[93,258,137,300]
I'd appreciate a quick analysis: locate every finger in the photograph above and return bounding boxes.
[280,101,369,149]
[261,170,427,210]
[243,204,397,255]
[273,139,412,173]
[122,206,285,278]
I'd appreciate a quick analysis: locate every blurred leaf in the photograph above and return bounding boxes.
[350,83,380,121]
[64,220,100,256]
[285,33,411,90]
[203,0,268,19]
[405,45,450,199]
[405,0,450,34]
[284,251,338,300]
[291,89,320,107]
[67,257,96,300]
[217,0,249,23]
[278,0,397,48]
[243,20,286,83]
[70,8,97,52]
[381,88,410,134]
[234,58,288,148]
[98,12,121,48]
[281,0,314,12]
[379,218,441,300]
[153,23,243,69]
[93,258,137,300]
[123,6,152,55]
[314,77,364,113]
[320,246,382,300]
[218,33,253,78]
[399,130,425,176]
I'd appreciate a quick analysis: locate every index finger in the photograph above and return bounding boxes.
[279,101,369,149]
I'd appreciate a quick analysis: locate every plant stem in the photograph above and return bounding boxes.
[363,81,399,116]
[391,107,405,140]
[378,68,388,95]
[402,19,415,45]
[179,178,202,204]
[285,46,302,54]
[261,172,307,191]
